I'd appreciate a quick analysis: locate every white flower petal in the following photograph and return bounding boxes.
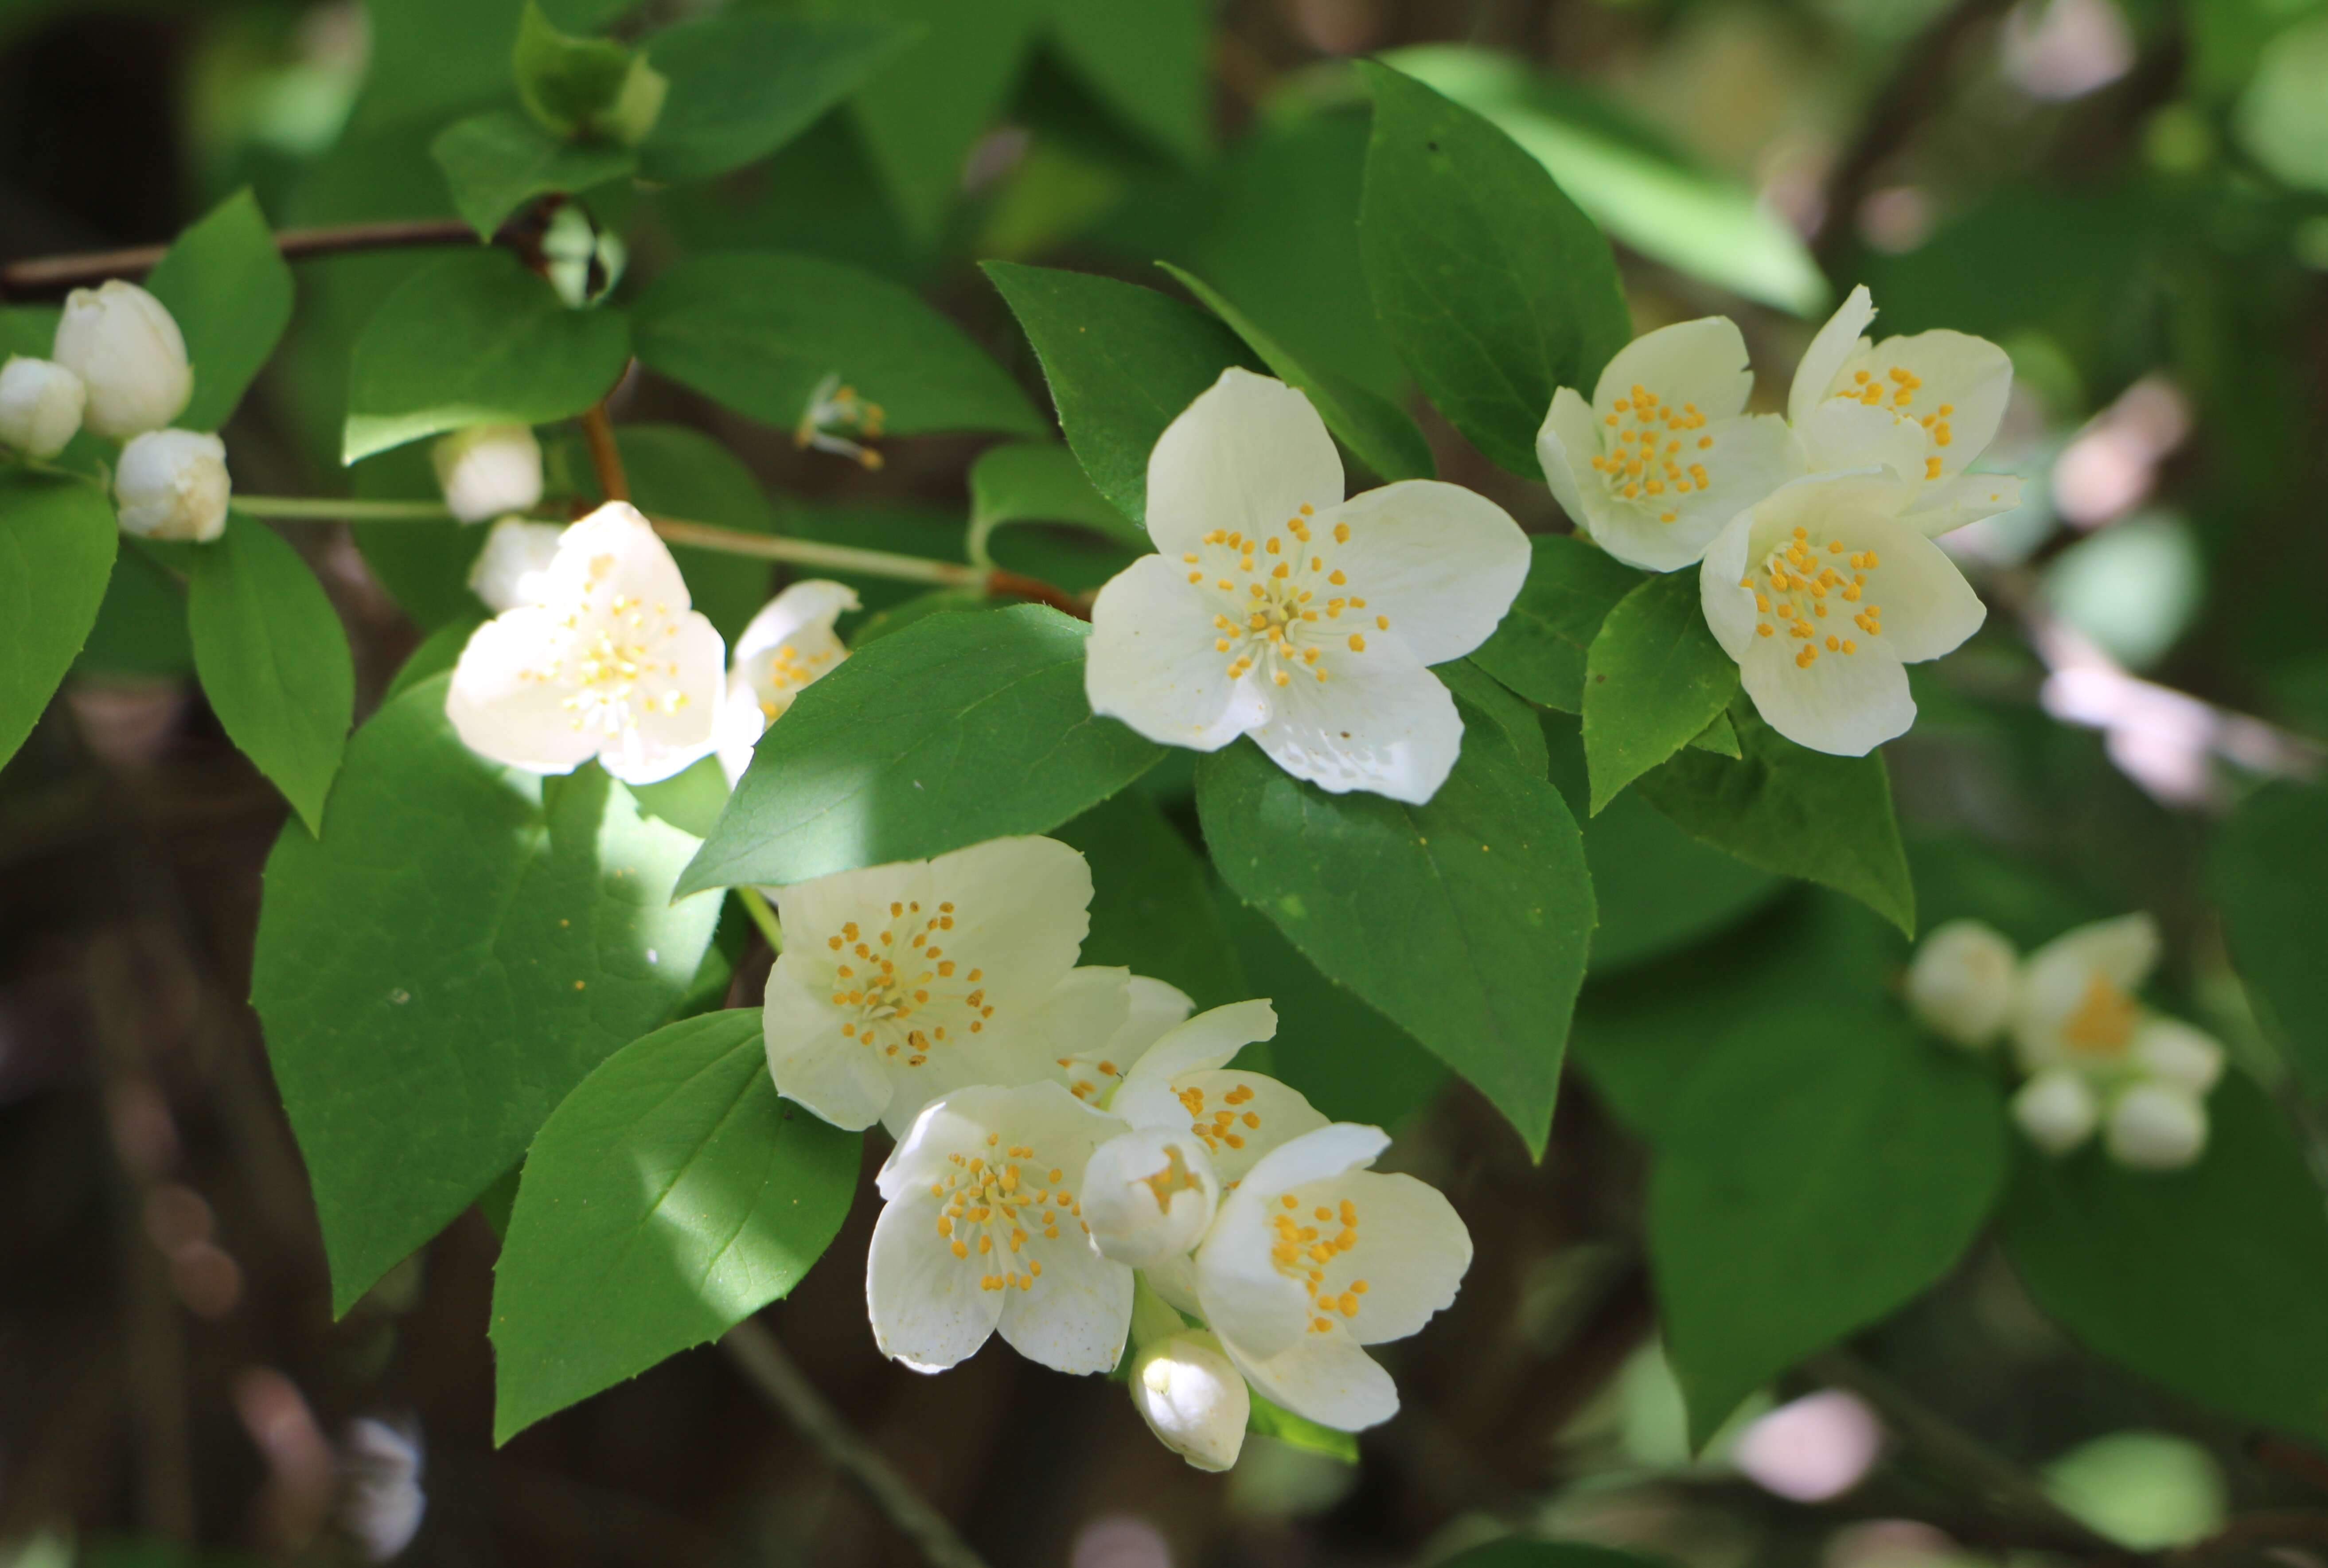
[1851,520,1986,663]
[1902,472,2024,537]
[1698,508,1760,661]
[596,611,725,785]
[1739,632,1915,757]
[867,1186,1006,1371]
[773,860,928,954]
[1115,1000,1280,1104]
[2104,1082,2208,1171]
[1082,1127,1220,1268]
[1087,555,1271,750]
[1594,316,1756,423]
[1146,368,1344,558]
[1838,329,2013,477]
[1796,399,1928,479]
[1321,482,1530,663]
[997,1225,1135,1374]
[2131,1017,2225,1094]
[2012,913,2159,1072]
[1224,1332,1400,1432]
[1788,284,1877,428]
[444,610,600,775]
[2012,1069,2100,1155]
[1108,976,1197,1073]
[466,518,565,612]
[1178,1070,1329,1185]
[1310,1170,1471,1346]
[545,501,693,610]
[1536,386,1602,534]
[1249,638,1463,804]
[1028,965,1136,1103]
[1595,413,1802,574]
[926,836,1093,1012]
[734,579,860,668]
[764,965,893,1131]
[1196,1122,1392,1361]
[1143,1252,1203,1317]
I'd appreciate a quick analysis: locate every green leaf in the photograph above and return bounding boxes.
[1441,1542,1678,1568]
[1582,572,1739,815]
[144,189,295,433]
[76,543,192,678]
[1634,706,1915,937]
[1196,714,1595,1155]
[513,0,639,138]
[640,9,912,182]
[2212,783,2328,1092]
[0,472,117,770]
[1653,1004,2004,1443]
[969,441,1150,559]
[430,109,637,239]
[343,249,631,463]
[1434,658,1550,778]
[633,251,1039,440]
[2000,1075,2328,1443]
[681,605,1161,892]
[1045,0,1207,160]
[1053,789,1245,1009]
[983,261,1257,527]
[1470,534,1645,713]
[1689,710,1739,757]
[1157,261,1435,484]
[385,612,486,702]
[1357,61,1628,477]
[491,1009,859,1441]
[2237,16,2328,192]
[1246,1389,1358,1463]
[186,518,354,834]
[350,444,491,630]
[251,676,722,1311]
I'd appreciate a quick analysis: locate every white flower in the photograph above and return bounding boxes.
[1085,368,1530,805]
[445,501,724,784]
[1082,1126,1221,1268]
[1192,1122,1471,1431]
[1131,1331,1249,1471]
[1699,470,1992,755]
[2012,1069,2100,1155]
[1536,317,1802,572]
[51,279,191,439]
[2104,1081,2208,1171]
[2010,913,2160,1076]
[1111,1000,1328,1185]
[114,429,229,542]
[2129,1016,2225,1095]
[866,1082,1133,1374]
[1905,919,2019,1049]
[431,425,543,523]
[714,579,859,784]
[465,518,565,612]
[1057,974,1193,1105]
[762,835,1119,1135]
[0,356,86,457]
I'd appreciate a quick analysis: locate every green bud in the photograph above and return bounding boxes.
[513,1,662,145]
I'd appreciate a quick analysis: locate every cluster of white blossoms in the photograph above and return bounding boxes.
[1540,286,2024,757]
[1907,914,2226,1170]
[762,834,1474,1469]
[0,279,233,542]
[445,499,855,786]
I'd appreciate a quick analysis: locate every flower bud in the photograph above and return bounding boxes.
[2106,1083,2208,1171]
[542,207,627,310]
[2012,1069,2099,1156]
[52,280,192,439]
[1082,1128,1219,1268]
[1130,1331,1248,1472]
[466,517,565,611]
[431,425,543,523]
[0,356,86,457]
[114,429,230,542]
[1905,920,2018,1049]
[2130,1016,2225,1095]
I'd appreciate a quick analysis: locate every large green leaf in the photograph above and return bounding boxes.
[343,249,632,462]
[1582,572,1739,815]
[0,472,117,770]
[75,544,192,678]
[1634,706,1915,937]
[1357,61,1628,477]
[1045,0,1208,161]
[1196,713,1595,1155]
[983,261,1257,527]
[2212,783,2328,1092]
[1470,534,1644,714]
[1053,789,1245,1009]
[186,518,354,835]
[2001,1076,2328,1443]
[680,605,1161,892]
[491,1009,860,1441]
[640,9,913,182]
[1157,262,1435,484]
[1651,1002,2006,1445]
[251,676,722,1311]
[968,441,1150,561]
[144,189,295,433]
[430,109,637,239]
[633,251,1039,438]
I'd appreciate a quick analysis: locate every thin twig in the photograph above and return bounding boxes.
[0,217,479,298]
[235,497,455,522]
[580,402,631,503]
[721,1318,991,1568]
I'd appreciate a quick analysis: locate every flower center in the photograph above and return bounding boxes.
[533,571,690,737]
[822,900,989,1068]
[1175,1080,1263,1154]
[927,1131,1085,1293]
[1740,525,1885,673]
[795,371,886,470]
[1590,382,1714,525]
[2061,972,2138,1057]
[1833,365,1955,480]
[1178,507,1393,690]
[1141,1143,1204,1207]
[1270,1191,1370,1335]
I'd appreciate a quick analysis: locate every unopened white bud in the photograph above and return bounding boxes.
[52,280,191,439]
[0,356,86,456]
[466,517,565,611]
[2130,1017,2225,1095]
[2012,1069,2099,1156]
[1131,1331,1248,1472]
[1906,920,2019,1049]
[114,429,229,542]
[431,425,542,523]
[1083,1128,1219,1268]
[2106,1082,2208,1171]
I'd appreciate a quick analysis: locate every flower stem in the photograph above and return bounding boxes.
[721,1318,992,1568]
[234,496,456,521]
[649,515,984,587]
[735,886,783,955]
[0,216,479,299]
[580,401,631,503]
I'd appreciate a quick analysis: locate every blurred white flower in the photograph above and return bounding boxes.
[1905,920,2019,1049]
[2012,1069,2101,1156]
[430,425,542,523]
[464,518,564,612]
[115,429,230,541]
[2105,1081,2208,1170]
[0,355,86,456]
[53,279,191,439]
[714,579,858,784]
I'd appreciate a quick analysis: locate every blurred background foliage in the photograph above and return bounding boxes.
[0,0,2325,1565]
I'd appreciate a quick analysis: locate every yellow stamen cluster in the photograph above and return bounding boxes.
[2060,972,2139,1057]
[1057,1053,1125,1103]
[928,1132,1081,1293]
[1270,1191,1370,1334]
[1591,382,1714,525]
[756,639,838,720]
[795,374,888,470]
[1176,1080,1263,1152]
[823,900,987,1064]
[1742,526,1879,672]
[525,554,690,736]
[1836,368,1954,478]
[1185,504,1390,689]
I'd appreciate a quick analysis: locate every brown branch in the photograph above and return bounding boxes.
[0,217,481,299]
[985,568,1092,621]
[580,401,631,503]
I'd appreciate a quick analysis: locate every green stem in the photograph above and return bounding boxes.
[650,515,983,588]
[736,885,783,955]
[234,495,456,521]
